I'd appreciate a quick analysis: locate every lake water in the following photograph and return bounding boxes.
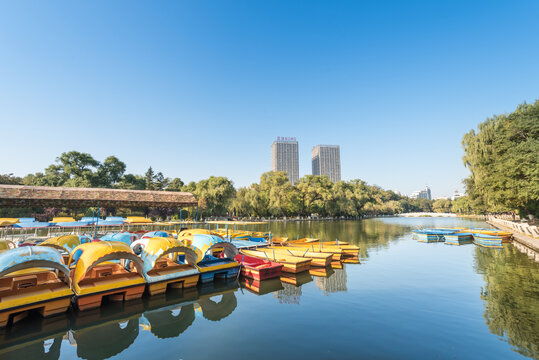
[1,217,538,360]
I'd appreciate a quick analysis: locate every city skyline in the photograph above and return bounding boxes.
[1,2,538,198]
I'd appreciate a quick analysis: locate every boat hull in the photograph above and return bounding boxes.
[75,283,146,311]
[146,274,200,296]
[0,295,71,328]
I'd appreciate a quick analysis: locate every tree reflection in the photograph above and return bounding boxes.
[474,246,539,358]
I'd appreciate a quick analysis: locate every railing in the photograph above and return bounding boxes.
[488,216,539,239]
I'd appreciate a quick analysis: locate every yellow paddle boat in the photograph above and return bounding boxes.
[0,246,73,327]
[68,241,146,311]
[131,237,200,295]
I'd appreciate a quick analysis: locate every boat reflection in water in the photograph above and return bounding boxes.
[0,280,240,360]
[241,277,284,295]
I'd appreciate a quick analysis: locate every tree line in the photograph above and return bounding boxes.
[0,151,436,219]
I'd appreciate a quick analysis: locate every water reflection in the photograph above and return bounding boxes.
[315,267,347,295]
[474,245,539,359]
[0,281,240,360]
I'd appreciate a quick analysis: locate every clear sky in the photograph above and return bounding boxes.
[0,1,538,198]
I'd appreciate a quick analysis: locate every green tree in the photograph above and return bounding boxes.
[0,173,22,185]
[167,178,185,191]
[463,100,539,216]
[193,176,236,216]
[432,199,452,213]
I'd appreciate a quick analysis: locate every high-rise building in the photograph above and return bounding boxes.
[312,145,341,182]
[271,137,299,185]
[410,186,432,200]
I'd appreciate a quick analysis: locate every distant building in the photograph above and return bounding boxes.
[271,137,299,185]
[410,186,432,200]
[312,145,341,182]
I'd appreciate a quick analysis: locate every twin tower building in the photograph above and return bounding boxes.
[271,137,341,185]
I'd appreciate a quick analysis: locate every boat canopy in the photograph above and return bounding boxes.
[68,241,144,288]
[187,234,238,260]
[0,218,19,227]
[131,237,200,275]
[0,246,70,281]
[0,240,15,251]
[40,234,92,253]
[13,220,51,228]
[178,229,212,237]
[100,232,138,245]
[52,217,76,223]
[141,231,173,239]
[125,217,153,224]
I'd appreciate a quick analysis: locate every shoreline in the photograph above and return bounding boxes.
[487,220,539,262]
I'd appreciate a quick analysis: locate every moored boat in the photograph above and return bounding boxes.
[258,247,332,267]
[240,249,311,273]
[413,230,444,243]
[473,234,504,248]
[286,242,359,257]
[39,234,93,263]
[269,245,342,261]
[185,234,240,283]
[68,241,146,311]
[131,237,200,295]
[234,254,283,281]
[0,247,73,327]
[444,233,473,245]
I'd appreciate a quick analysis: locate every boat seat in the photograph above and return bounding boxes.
[12,275,38,290]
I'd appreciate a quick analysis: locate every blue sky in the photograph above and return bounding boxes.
[0,1,537,197]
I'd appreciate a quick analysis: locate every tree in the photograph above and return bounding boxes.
[432,199,452,213]
[167,178,185,191]
[193,176,236,217]
[0,173,22,185]
[463,100,539,216]
[98,156,126,187]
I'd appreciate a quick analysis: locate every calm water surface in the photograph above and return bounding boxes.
[1,218,538,360]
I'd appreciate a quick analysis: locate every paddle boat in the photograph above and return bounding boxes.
[100,232,139,245]
[255,247,332,267]
[0,240,15,251]
[269,244,342,261]
[39,234,93,263]
[234,253,283,281]
[413,230,445,242]
[0,218,19,227]
[184,234,240,284]
[0,246,73,327]
[141,231,173,239]
[444,232,474,245]
[13,217,51,229]
[240,249,311,273]
[469,229,512,242]
[473,234,504,248]
[68,241,146,311]
[131,237,200,295]
[178,229,213,240]
[124,217,153,225]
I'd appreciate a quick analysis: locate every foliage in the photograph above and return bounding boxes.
[462,100,539,216]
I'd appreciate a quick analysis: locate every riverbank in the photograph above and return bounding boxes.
[487,217,539,262]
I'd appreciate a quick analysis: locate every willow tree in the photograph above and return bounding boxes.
[462,100,539,216]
